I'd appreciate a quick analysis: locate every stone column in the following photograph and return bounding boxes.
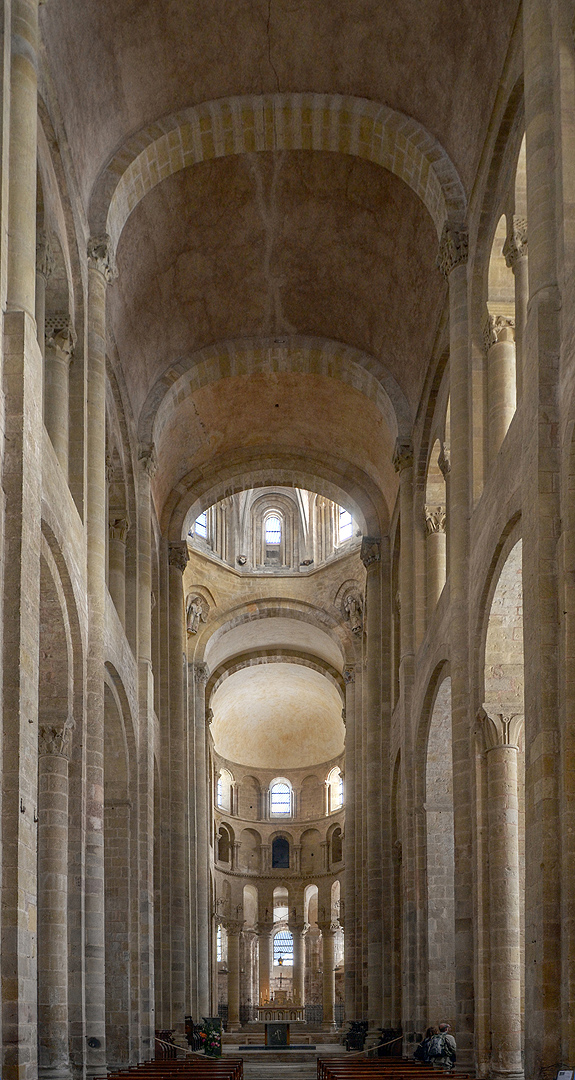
[35,228,53,355]
[290,924,307,1005]
[437,223,473,1062]
[522,0,562,1071]
[424,505,446,615]
[226,922,242,1030]
[108,517,129,628]
[485,315,516,463]
[38,721,73,1080]
[319,923,337,1030]
[1,3,43,1075]
[360,537,383,1032]
[168,541,188,1031]
[481,706,524,1080]
[503,217,528,400]
[261,843,271,872]
[44,323,74,477]
[257,923,272,1004]
[193,662,211,1017]
[393,439,420,1046]
[136,445,157,1060]
[343,665,358,1019]
[85,235,116,1078]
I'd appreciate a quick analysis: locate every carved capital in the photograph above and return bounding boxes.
[138,443,158,478]
[424,504,446,535]
[45,323,75,364]
[503,216,528,268]
[484,313,515,350]
[360,536,381,568]
[36,229,55,281]
[289,922,309,938]
[87,234,117,283]
[436,222,469,279]
[206,707,214,724]
[317,920,339,935]
[343,665,356,685]
[194,662,209,686]
[392,437,414,473]
[38,716,75,759]
[480,704,524,750]
[256,922,274,937]
[109,516,130,544]
[168,541,188,574]
[221,918,244,937]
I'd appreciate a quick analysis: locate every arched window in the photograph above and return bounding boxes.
[270,780,291,816]
[273,930,294,965]
[195,511,208,538]
[216,924,227,963]
[217,827,231,863]
[217,768,234,812]
[272,835,290,869]
[331,826,343,864]
[327,767,343,812]
[264,513,283,566]
[339,508,353,542]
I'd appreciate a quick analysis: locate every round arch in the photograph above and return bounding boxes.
[89,93,466,249]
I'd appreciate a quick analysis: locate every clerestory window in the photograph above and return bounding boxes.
[195,511,208,539]
[339,508,353,542]
[265,515,282,544]
[270,781,291,816]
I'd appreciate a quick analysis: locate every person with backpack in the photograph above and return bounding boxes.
[427,1023,457,1072]
[413,1027,439,1064]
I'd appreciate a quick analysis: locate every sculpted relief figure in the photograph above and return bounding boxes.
[343,592,363,634]
[186,594,208,634]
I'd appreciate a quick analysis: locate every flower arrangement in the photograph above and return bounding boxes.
[200,1021,222,1057]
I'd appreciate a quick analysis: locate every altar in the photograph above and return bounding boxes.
[256,1004,305,1022]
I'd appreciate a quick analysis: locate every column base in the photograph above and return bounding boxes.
[364,1027,383,1051]
[38,1068,73,1080]
[322,1021,338,1032]
[489,1072,525,1080]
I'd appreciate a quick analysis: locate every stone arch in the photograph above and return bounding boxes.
[476,533,525,1075]
[89,93,466,251]
[272,835,290,870]
[217,823,234,865]
[482,538,524,713]
[238,828,261,873]
[166,445,387,540]
[208,655,345,706]
[37,537,75,1076]
[141,336,407,455]
[328,824,343,867]
[199,595,351,673]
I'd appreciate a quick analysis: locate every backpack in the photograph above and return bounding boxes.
[427,1034,446,1059]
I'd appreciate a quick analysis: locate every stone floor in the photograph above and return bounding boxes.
[222,1037,344,1080]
